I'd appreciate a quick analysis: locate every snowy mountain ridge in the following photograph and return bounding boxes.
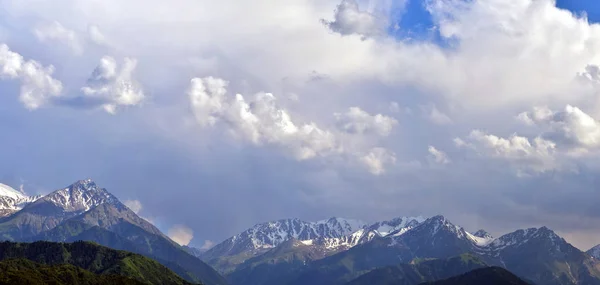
[203,216,429,259]
[0,183,43,215]
[0,183,26,200]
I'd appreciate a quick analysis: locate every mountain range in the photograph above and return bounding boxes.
[199,215,600,285]
[0,179,227,285]
[2,179,600,285]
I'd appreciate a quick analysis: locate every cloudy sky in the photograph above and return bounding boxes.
[1,0,600,250]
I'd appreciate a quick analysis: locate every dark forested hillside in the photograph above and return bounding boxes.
[418,267,531,285]
[345,254,487,285]
[0,241,195,285]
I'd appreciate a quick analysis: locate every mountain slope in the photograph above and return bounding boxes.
[282,216,481,285]
[345,254,488,285]
[0,258,146,285]
[588,245,600,259]
[0,240,193,285]
[419,267,531,285]
[29,220,202,282]
[227,238,344,285]
[0,179,117,239]
[0,183,42,218]
[480,227,600,285]
[0,179,228,285]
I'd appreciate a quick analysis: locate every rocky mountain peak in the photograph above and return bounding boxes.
[474,229,493,239]
[588,244,600,259]
[40,179,117,213]
[419,215,464,235]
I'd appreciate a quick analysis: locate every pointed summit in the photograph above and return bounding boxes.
[473,229,493,239]
[70,179,99,191]
[588,244,600,259]
[40,179,117,213]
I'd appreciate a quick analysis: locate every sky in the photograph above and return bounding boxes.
[1,0,600,251]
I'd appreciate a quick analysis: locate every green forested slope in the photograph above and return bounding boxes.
[0,241,195,285]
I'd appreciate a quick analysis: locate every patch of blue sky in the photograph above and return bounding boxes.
[556,0,600,23]
[386,0,457,49]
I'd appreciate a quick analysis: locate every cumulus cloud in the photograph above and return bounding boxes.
[334,107,397,136]
[458,130,560,175]
[189,76,396,173]
[189,76,339,159]
[518,105,600,152]
[81,56,144,114]
[124,199,142,214]
[322,0,388,38]
[33,21,83,55]
[428,146,450,165]
[0,44,63,109]
[168,224,194,246]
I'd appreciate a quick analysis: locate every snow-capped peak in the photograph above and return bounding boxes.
[588,244,600,259]
[473,229,493,239]
[466,231,494,247]
[421,215,464,235]
[367,216,425,238]
[314,217,366,237]
[486,227,563,251]
[0,183,42,213]
[40,179,117,212]
[0,183,25,200]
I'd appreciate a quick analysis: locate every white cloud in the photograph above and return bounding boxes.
[428,146,450,165]
[124,199,142,214]
[5,0,600,112]
[0,44,63,109]
[82,56,144,114]
[189,76,396,173]
[168,224,194,246]
[322,0,387,39]
[459,130,560,175]
[189,77,341,160]
[518,105,600,151]
[418,0,600,109]
[33,21,83,55]
[335,107,397,136]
